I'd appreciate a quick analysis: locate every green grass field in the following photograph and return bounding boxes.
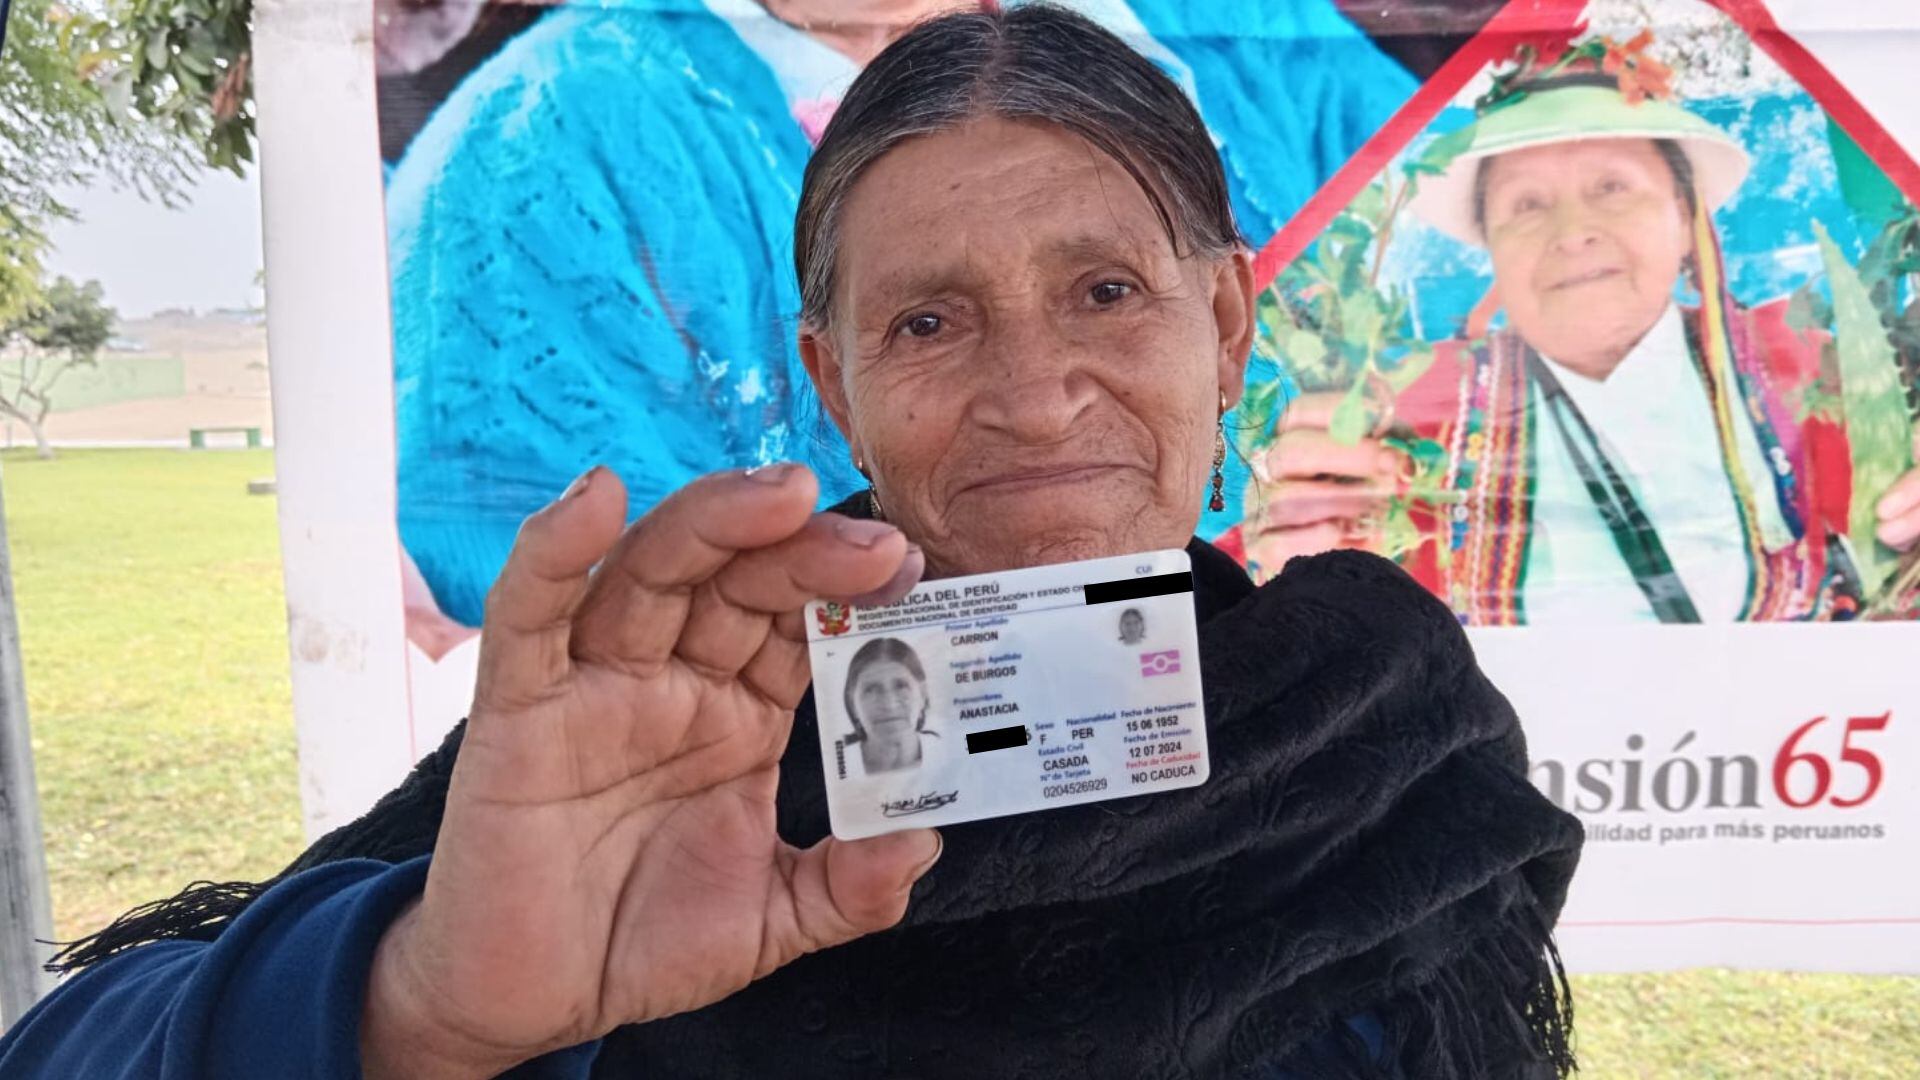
[5,448,302,940]
[5,448,1916,1075]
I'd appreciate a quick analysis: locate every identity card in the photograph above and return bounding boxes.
[804,550,1208,840]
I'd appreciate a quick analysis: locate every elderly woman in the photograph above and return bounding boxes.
[843,637,933,774]
[1246,40,1920,623]
[3,8,1580,1078]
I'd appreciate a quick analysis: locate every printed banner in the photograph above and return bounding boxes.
[1476,625,1920,973]
[256,0,1920,972]
[1225,0,1920,970]
[1231,0,1920,627]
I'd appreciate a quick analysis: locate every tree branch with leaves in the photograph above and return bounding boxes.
[63,0,257,175]
[2,0,255,317]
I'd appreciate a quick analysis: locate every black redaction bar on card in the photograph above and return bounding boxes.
[1082,572,1193,606]
[966,725,1031,755]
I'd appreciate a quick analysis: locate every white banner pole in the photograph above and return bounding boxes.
[253,0,421,839]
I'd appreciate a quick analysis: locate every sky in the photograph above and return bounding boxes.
[43,166,265,319]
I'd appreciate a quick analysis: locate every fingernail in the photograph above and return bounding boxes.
[835,517,898,549]
[912,830,943,876]
[746,462,799,484]
[563,466,601,500]
[1879,489,1918,519]
[1375,449,1400,474]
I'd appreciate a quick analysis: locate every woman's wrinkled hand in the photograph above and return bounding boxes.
[1874,434,1920,552]
[361,464,937,1079]
[1243,391,1401,572]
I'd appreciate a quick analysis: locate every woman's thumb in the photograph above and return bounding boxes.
[784,829,942,959]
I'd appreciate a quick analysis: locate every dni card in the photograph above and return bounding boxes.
[805,550,1209,840]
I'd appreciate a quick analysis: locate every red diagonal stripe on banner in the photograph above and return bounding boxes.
[1252,0,1588,288]
[1715,0,1920,209]
[1253,0,1920,291]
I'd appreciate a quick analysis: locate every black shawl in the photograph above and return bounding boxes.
[59,521,1583,1078]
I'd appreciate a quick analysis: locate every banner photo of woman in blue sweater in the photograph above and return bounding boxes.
[374,0,1452,655]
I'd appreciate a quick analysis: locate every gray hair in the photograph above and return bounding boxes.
[793,3,1244,331]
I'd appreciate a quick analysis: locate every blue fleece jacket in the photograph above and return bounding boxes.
[0,859,598,1079]
[0,857,1391,1077]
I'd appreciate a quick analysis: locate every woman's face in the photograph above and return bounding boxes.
[802,117,1255,577]
[1481,138,1693,377]
[1120,610,1144,642]
[853,659,924,736]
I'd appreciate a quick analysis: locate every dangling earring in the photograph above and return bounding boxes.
[855,454,885,522]
[1208,391,1227,513]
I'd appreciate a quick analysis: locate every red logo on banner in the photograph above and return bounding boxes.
[1773,711,1892,808]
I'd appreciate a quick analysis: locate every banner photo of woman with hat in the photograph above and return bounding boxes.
[1226,0,1920,625]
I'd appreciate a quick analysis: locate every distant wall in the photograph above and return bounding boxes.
[0,354,186,412]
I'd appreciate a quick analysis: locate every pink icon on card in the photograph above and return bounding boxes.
[1139,650,1181,677]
